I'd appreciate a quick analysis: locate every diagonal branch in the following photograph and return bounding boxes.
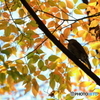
[20,0,100,86]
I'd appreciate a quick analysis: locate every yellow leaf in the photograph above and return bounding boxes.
[66,80,72,92]
[7,75,14,84]
[16,64,23,72]
[77,3,87,9]
[68,67,82,82]
[94,69,100,75]
[66,0,74,9]
[92,58,99,66]
[58,1,66,8]
[90,41,100,49]
[32,85,38,97]
[16,59,24,64]
[25,82,31,93]
[90,50,96,57]
[18,8,25,17]
[32,78,39,96]
[93,89,100,96]
[9,24,19,34]
[48,0,57,6]
[90,20,99,27]
[83,46,89,54]
[74,9,83,14]
[79,81,92,87]
[0,35,14,42]
[89,1,97,6]
[73,0,78,4]
[88,84,96,91]
[60,53,67,61]
[0,21,7,30]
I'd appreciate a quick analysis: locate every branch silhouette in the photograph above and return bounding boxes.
[20,0,100,86]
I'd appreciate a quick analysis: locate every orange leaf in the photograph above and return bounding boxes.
[2,12,10,18]
[63,28,71,39]
[94,69,100,75]
[59,34,65,43]
[79,81,92,87]
[25,82,31,93]
[66,0,74,9]
[48,21,55,28]
[61,12,68,19]
[32,85,38,97]
[44,39,52,49]
[50,7,59,12]
[32,34,39,38]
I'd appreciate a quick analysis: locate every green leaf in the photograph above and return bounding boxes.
[40,66,47,71]
[54,74,60,82]
[0,55,4,61]
[28,55,39,64]
[73,0,78,4]
[0,73,6,83]
[58,1,66,8]
[48,55,59,61]
[28,20,38,27]
[36,49,44,54]
[22,65,28,74]
[5,26,11,36]
[38,60,44,70]
[37,74,47,81]
[50,63,57,70]
[65,94,74,100]
[1,48,12,58]
[16,59,24,64]
[7,70,17,81]
[28,65,36,73]
[47,99,55,100]
[14,19,25,24]
[33,55,39,63]
[27,53,34,59]
[2,43,10,48]
[50,79,55,89]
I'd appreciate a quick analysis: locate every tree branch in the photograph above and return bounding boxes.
[20,0,100,86]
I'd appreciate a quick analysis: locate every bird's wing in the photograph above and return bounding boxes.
[72,41,88,56]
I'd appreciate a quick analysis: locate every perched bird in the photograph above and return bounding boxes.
[66,39,91,70]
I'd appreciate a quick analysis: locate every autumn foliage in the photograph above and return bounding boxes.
[0,0,100,100]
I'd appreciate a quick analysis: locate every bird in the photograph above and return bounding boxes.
[66,39,91,70]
